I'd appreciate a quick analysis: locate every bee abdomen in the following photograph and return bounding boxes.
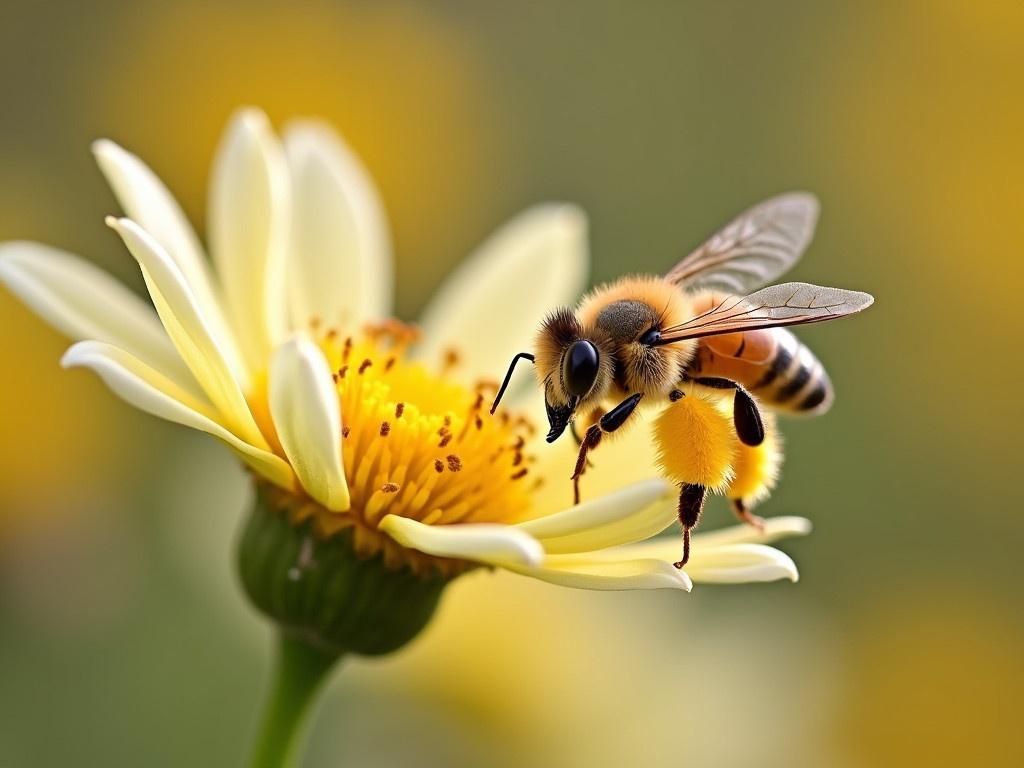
[752,330,833,415]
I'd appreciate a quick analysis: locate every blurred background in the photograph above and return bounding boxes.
[1,1,1022,766]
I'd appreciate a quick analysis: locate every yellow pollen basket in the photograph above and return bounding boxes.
[259,322,537,575]
[653,385,738,492]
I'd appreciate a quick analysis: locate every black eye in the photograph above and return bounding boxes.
[562,340,600,398]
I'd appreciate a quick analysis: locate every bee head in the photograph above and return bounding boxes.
[544,338,604,442]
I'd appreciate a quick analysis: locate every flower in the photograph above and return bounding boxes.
[0,108,810,601]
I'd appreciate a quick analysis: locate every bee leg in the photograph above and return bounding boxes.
[570,415,599,469]
[730,498,766,533]
[691,376,764,447]
[674,483,707,569]
[571,393,644,504]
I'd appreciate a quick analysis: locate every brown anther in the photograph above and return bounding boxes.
[342,426,351,438]
[475,416,483,430]
[442,348,460,369]
[310,316,322,330]
[446,455,462,472]
[512,451,523,467]
[443,415,452,427]
[438,433,453,448]
[471,393,484,412]
[385,357,396,371]
[517,416,537,435]
[434,459,444,473]
[511,468,529,480]
[395,402,405,419]
[326,328,338,340]
[342,337,353,362]
[513,435,526,450]
[381,482,400,494]
[332,373,339,383]
[380,421,391,437]
[358,358,373,374]
[337,365,348,379]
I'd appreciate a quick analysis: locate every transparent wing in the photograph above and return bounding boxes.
[656,282,873,344]
[665,193,820,293]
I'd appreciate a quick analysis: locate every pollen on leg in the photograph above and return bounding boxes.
[727,410,782,506]
[654,384,738,492]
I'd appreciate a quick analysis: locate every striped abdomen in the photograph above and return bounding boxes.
[684,294,833,415]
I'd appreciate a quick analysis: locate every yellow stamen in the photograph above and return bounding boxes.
[256,321,536,575]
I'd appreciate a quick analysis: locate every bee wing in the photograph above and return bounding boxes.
[655,282,873,344]
[665,193,820,293]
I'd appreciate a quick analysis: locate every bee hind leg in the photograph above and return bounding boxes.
[730,498,766,533]
[674,483,707,569]
[571,393,644,505]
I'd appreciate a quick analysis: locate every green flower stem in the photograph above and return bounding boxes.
[250,632,342,768]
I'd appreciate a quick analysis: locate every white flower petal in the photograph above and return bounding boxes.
[268,336,349,511]
[416,205,588,381]
[106,216,267,448]
[516,478,675,553]
[283,120,393,330]
[0,241,204,401]
[62,340,293,490]
[209,108,290,369]
[506,554,692,592]
[683,543,800,584]
[687,516,813,548]
[379,515,544,568]
[91,139,247,382]
[615,516,813,562]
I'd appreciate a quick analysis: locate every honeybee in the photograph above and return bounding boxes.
[490,193,873,568]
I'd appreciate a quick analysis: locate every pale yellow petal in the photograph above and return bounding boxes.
[683,543,800,584]
[208,108,290,368]
[283,120,392,330]
[615,516,813,562]
[517,479,675,553]
[416,204,588,381]
[268,336,350,511]
[688,516,813,548]
[62,340,293,490]
[0,241,202,402]
[505,554,692,591]
[379,515,543,568]
[91,139,247,382]
[106,217,267,448]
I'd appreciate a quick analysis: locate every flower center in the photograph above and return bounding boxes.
[259,321,538,575]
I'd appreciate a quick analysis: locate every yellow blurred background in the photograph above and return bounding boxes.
[1,1,1022,766]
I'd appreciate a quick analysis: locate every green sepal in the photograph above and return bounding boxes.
[237,486,449,656]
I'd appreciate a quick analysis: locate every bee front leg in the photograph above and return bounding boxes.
[571,393,644,505]
[690,376,765,447]
[571,408,604,469]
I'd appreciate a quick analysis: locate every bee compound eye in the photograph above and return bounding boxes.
[563,340,600,398]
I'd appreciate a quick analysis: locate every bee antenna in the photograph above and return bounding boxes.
[490,352,535,414]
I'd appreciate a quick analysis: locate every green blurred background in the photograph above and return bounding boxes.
[1,1,1021,766]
